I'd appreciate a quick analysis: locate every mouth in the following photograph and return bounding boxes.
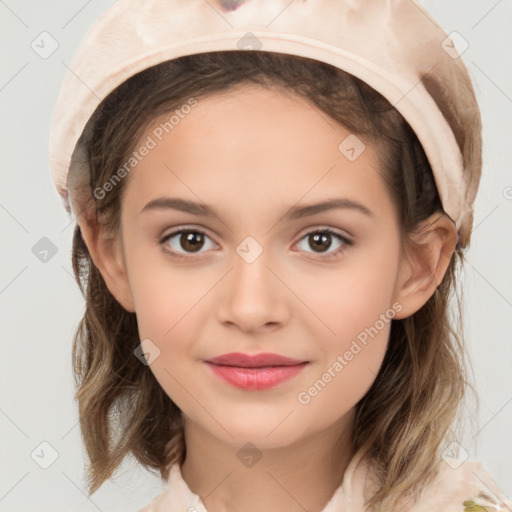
[204,352,308,368]
[203,353,310,390]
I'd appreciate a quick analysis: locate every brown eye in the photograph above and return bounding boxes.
[160,229,216,257]
[308,232,333,253]
[180,231,205,252]
[296,228,352,258]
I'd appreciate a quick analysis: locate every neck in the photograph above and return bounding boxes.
[180,409,356,512]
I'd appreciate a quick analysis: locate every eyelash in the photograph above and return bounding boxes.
[158,226,353,261]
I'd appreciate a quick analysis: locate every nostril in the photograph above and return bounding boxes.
[218,0,249,12]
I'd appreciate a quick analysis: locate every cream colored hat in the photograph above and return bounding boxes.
[48,0,482,247]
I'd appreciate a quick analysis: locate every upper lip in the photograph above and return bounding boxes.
[204,352,308,368]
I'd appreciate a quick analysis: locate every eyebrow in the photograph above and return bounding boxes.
[140,197,374,220]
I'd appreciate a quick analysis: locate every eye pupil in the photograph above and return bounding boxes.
[310,232,331,252]
[181,231,204,252]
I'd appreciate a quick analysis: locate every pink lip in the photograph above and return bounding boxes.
[204,352,309,390]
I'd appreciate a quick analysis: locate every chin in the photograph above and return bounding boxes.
[211,415,312,450]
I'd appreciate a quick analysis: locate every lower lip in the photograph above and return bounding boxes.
[204,362,309,390]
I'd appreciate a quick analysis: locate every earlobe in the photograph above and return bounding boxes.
[392,213,457,320]
[76,212,136,313]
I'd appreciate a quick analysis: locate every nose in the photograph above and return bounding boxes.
[216,247,290,333]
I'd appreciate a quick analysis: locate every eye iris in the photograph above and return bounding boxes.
[181,231,204,252]
[310,232,332,252]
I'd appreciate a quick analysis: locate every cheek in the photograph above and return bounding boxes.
[125,245,222,393]
[290,247,399,405]
[294,273,395,421]
[290,246,400,347]
[126,241,212,339]
[126,254,211,411]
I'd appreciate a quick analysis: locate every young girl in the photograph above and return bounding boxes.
[48,0,511,511]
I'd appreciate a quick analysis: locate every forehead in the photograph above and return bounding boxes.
[121,84,394,225]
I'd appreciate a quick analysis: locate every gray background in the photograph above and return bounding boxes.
[1,0,511,510]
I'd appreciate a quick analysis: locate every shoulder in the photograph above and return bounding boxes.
[406,457,512,512]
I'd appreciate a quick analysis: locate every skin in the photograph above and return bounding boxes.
[78,84,457,512]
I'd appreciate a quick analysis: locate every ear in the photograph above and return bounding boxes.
[76,211,136,313]
[392,212,457,320]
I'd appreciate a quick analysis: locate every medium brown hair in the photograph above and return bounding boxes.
[69,50,481,511]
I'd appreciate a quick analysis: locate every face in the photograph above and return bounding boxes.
[116,84,406,450]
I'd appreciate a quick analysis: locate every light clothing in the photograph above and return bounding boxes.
[138,447,511,511]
